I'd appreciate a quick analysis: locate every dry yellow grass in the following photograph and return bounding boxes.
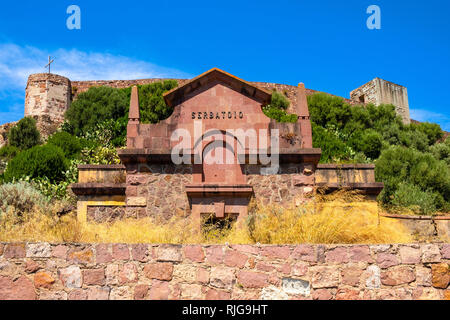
[0,191,413,244]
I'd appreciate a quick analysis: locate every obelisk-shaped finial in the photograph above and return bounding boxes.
[297,83,312,148]
[129,86,140,123]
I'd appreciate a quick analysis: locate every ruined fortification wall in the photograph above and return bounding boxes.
[350,78,410,124]
[0,243,448,300]
[25,73,71,123]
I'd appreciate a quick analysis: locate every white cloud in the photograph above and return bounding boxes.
[0,43,190,89]
[410,109,450,132]
[0,43,190,125]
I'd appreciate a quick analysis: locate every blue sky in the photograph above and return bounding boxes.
[0,0,449,130]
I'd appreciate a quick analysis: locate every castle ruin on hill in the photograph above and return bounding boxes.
[22,73,411,127]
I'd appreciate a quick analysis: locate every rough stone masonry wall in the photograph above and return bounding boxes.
[25,73,71,123]
[350,78,410,124]
[0,243,448,300]
[125,164,193,220]
[246,164,314,206]
[122,164,312,223]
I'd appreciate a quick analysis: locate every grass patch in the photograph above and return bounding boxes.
[0,191,414,244]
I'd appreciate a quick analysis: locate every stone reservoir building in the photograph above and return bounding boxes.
[69,68,384,224]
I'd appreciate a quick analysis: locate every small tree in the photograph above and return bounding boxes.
[8,117,41,150]
[4,144,68,183]
[47,131,82,159]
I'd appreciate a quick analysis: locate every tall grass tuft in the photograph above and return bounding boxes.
[0,190,413,244]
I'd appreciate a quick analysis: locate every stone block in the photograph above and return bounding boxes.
[184,245,205,263]
[144,263,173,281]
[34,271,55,289]
[26,243,51,258]
[83,268,105,286]
[381,266,415,286]
[237,271,268,289]
[310,266,339,289]
[157,245,182,262]
[210,266,235,289]
[126,197,147,207]
[431,263,449,289]
[59,266,82,289]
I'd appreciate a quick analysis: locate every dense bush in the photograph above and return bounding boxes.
[429,136,450,165]
[31,159,80,201]
[263,106,298,123]
[64,86,130,138]
[64,81,178,145]
[47,132,82,159]
[391,182,438,215]
[349,130,383,160]
[138,80,178,123]
[270,91,290,110]
[375,146,450,213]
[0,181,48,220]
[0,145,19,161]
[308,93,444,163]
[312,123,353,162]
[3,144,68,183]
[8,117,41,150]
[308,92,448,214]
[410,122,443,145]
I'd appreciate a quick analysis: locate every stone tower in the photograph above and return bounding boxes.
[350,78,410,124]
[24,73,72,123]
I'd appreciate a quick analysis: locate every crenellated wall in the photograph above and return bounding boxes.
[0,243,448,300]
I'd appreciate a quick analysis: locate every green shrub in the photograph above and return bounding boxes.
[349,130,383,160]
[308,93,352,129]
[65,86,130,137]
[429,137,450,165]
[262,91,297,123]
[269,91,290,110]
[0,181,48,220]
[391,182,438,215]
[8,117,41,150]
[3,144,68,183]
[81,118,127,148]
[47,132,82,159]
[64,81,177,144]
[262,106,298,123]
[375,146,450,213]
[410,122,443,145]
[312,124,353,163]
[80,146,121,165]
[138,80,178,124]
[31,159,80,201]
[0,145,19,161]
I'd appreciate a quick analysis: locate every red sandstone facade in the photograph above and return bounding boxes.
[71,68,384,224]
[117,68,322,222]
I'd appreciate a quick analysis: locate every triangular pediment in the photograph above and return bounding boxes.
[163,68,272,108]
